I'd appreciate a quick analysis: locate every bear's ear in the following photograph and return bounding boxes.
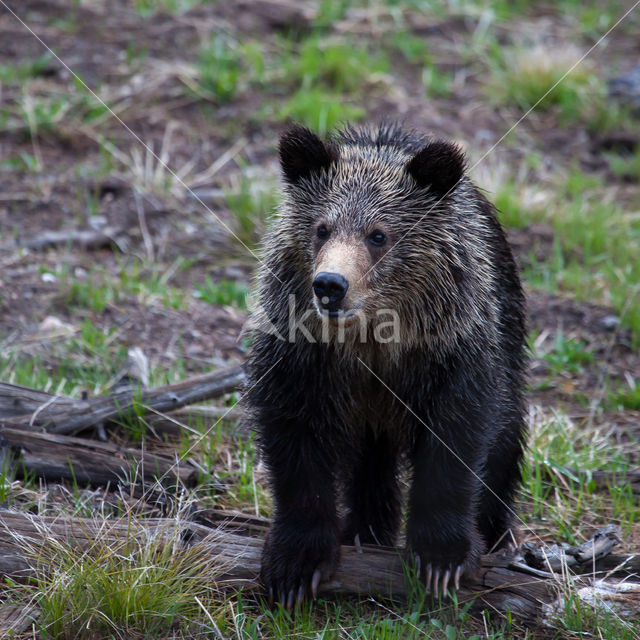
[279,124,337,184]
[406,140,465,197]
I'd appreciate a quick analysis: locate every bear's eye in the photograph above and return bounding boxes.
[317,225,330,239]
[368,230,387,247]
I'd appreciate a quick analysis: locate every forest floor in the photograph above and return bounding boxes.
[1,1,640,638]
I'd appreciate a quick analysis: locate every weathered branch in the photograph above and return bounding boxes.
[20,226,125,251]
[0,511,632,624]
[0,365,245,435]
[521,524,621,571]
[2,427,199,487]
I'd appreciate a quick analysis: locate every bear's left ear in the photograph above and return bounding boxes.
[406,140,465,197]
[279,124,337,185]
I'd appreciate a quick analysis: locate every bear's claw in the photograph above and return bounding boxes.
[414,554,466,597]
[263,564,327,612]
[311,568,322,600]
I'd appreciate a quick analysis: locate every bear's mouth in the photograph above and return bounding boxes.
[315,304,363,327]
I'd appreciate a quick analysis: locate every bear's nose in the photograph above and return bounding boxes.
[313,272,349,307]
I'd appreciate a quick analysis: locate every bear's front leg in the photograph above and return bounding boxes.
[260,422,339,610]
[406,431,484,597]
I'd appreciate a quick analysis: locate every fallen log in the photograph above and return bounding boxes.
[147,405,245,439]
[1,427,199,488]
[19,226,124,251]
[0,510,632,624]
[0,364,245,435]
[0,604,39,636]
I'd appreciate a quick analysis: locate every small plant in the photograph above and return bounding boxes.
[422,64,452,98]
[0,152,39,172]
[493,180,534,229]
[607,144,640,182]
[19,508,226,638]
[313,0,352,29]
[224,172,278,248]
[487,45,598,121]
[197,33,243,103]
[113,391,148,441]
[606,379,640,411]
[60,269,115,313]
[0,55,52,83]
[135,0,206,16]
[277,88,365,137]
[392,32,431,64]
[540,333,594,377]
[194,277,248,309]
[20,93,70,136]
[292,37,389,93]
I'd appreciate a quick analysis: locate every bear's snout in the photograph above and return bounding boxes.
[313,272,349,311]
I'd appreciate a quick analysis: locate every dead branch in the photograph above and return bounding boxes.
[1,427,198,487]
[20,226,125,251]
[0,364,245,435]
[0,604,38,636]
[0,510,632,624]
[521,524,622,571]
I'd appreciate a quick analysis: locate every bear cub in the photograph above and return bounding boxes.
[245,124,527,609]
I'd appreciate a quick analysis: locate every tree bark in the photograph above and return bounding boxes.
[0,365,245,435]
[1,427,199,487]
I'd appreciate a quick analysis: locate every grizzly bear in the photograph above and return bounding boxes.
[245,123,527,609]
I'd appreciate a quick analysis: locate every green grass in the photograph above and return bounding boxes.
[225,172,279,248]
[0,151,40,172]
[134,0,212,16]
[422,65,453,98]
[276,88,366,136]
[539,333,595,377]
[607,145,640,181]
[55,260,187,313]
[495,168,640,341]
[487,44,599,121]
[493,181,536,229]
[291,37,389,93]
[521,409,635,543]
[551,586,639,639]
[220,584,517,640]
[197,33,244,103]
[606,381,640,411]
[313,0,353,28]
[0,331,129,398]
[23,511,225,638]
[0,55,52,82]
[194,277,248,309]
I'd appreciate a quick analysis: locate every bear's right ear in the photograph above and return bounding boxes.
[279,125,337,184]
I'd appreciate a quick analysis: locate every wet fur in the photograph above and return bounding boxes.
[245,123,527,603]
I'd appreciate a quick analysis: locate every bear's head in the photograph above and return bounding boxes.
[268,124,494,348]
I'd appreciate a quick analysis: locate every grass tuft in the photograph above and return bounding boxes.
[13,502,229,639]
[488,45,600,123]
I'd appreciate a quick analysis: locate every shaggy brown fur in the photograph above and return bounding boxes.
[245,123,527,608]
